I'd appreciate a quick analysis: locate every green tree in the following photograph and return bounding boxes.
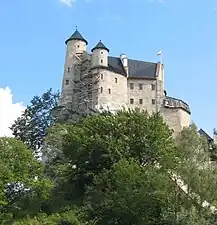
[0,137,53,224]
[10,89,59,154]
[44,110,177,212]
[84,158,177,225]
[12,210,85,225]
[176,125,217,213]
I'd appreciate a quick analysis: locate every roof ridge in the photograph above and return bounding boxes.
[108,56,157,64]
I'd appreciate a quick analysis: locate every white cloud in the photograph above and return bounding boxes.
[0,87,25,137]
[59,0,76,7]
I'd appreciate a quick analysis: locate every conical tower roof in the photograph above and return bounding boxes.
[91,40,109,52]
[65,29,88,45]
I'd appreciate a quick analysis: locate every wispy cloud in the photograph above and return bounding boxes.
[59,0,76,7]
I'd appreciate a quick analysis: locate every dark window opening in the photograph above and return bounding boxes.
[130,98,134,104]
[67,67,70,73]
[65,80,69,85]
[139,99,143,104]
[152,99,156,105]
[101,74,103,79]
[139,83,143,90]
[101,87,103,93]
[101,59,103,63]
[152,84,156,91]
[101,51,103,54]
[130,83,134,90]
[77,45,80,48]
[108,89,111,94]
[115,78,117,83]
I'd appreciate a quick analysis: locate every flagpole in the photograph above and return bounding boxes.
[157,50,163,64]
[160,53,163,64]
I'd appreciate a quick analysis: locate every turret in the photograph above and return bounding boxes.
[60,28,88,105]
[65,28,88,54]
[91,40,109,67]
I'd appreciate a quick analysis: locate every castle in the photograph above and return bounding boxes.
[60,29,191,136]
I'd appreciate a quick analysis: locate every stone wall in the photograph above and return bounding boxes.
[160,107,190,136]
[127,78,157,114]
[96,69,128,112]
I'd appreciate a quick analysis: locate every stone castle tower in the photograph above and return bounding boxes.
[60,29,191,136]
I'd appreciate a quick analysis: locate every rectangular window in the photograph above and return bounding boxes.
[130,98,134,104]
[101,73,103,79]
[108,88,111,94]
[67,67,70,73]
[130,83,134,90]
[65,80,69,85]
[152,84,156,90]
[152,99,156,105]
[139,99,143,104]
[101,59,103,63]
[139,83,143,90]
[101,87,103,93]
[115,78,117,83]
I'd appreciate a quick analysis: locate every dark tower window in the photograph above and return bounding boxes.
[108,88,111,94]
[130,83,134,90]
[101,74,103,79]
[139,99,143,104]
[65,80,69,85]
[67,67,70,73]
[115,78,117,83]
[101,87,103,93]
[152,84,156,90]
[152,99,156,105]
[101,59,103,64]
[130,98,134,104]
[101,51,103,54]
[77,45,80,48]
[139,84,143,90]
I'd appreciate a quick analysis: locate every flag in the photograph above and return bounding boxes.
[157,50,162,56]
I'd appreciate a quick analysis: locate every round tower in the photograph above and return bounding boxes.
[91,40,109,67]
[60,28,88,105]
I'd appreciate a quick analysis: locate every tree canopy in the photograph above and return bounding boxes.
[0,137,52,224]
[10,89,59,154]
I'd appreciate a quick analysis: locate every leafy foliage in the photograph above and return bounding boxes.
[12,210,85,225]
[0,138,53,224]
[176,125,217,208]
[84,158,177,225]
[44,111,177,208]
[10,89,59,153]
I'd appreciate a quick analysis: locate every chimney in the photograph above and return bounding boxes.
[120,54,128,77]
[213,129,217,145]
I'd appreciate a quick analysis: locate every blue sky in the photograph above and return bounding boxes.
[0,0,217,136]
